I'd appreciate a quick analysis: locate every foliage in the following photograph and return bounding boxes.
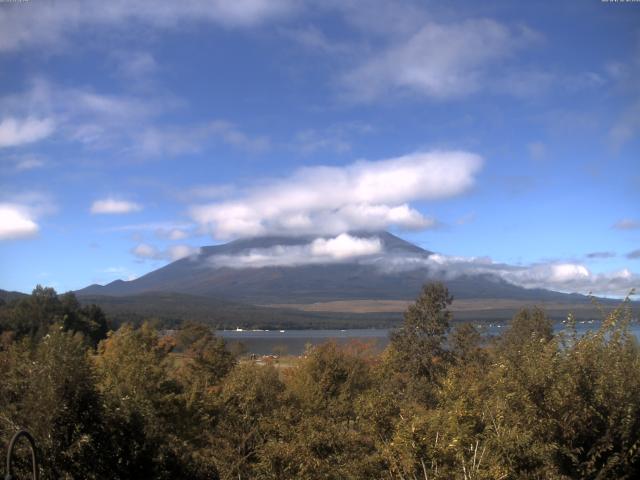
[0,285,108,347]
[0,284,638,479]
[386,282,454,405]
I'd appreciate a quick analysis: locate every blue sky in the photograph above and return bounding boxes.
[0,0,638,296]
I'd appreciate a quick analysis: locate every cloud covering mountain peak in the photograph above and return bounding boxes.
[190,150,482,239]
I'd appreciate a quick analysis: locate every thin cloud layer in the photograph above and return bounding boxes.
[1,81,269,158]
[0,0,297,52]
[613,219,640,230]
[132,243,201,261]
[0,117,54,148]
[190,150,483,239]
[343,19,538,101]
[91,198,143,215]
[586,251,616,259]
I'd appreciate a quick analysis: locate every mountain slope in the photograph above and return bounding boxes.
[76,231,592,304]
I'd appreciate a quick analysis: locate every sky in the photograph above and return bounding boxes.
[0,0,638,297]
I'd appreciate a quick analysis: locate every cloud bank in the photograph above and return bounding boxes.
[190,150,483,239]
[204,240,637,297]
[370,253,637,297]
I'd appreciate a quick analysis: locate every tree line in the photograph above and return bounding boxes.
[0,283,638,479]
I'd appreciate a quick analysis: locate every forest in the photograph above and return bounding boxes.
[0,283,638,479]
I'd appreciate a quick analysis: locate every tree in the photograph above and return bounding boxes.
[94,323,190,479]
[386,282,453,405]
[211,363,284,480]
[0,327,108,479]
[0,287,108,347]
[176,322,235,390]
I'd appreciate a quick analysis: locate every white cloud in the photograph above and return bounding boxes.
[1,81,170,152]
[504,263,636,297]
[190,150,482,239]
[0,204,39,240]
[310,233,381,259]
[369,253,638,297]
[0,0,298,52]
[0,117,54,148]
[342,19,538,101]
[547,264,590,283]
[210,234,381,268]
[0,191,57,241]
[91,198,143,215]
[1,79,270,161]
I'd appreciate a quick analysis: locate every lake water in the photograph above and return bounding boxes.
[218,322,640,355]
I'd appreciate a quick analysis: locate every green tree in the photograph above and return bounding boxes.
[386,282,454,405]
[0,327,108,479]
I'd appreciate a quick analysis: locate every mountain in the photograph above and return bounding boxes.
[77,231,591,305]
[0,289,29,303]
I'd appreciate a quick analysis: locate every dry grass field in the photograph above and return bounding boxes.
[263,298,610,314]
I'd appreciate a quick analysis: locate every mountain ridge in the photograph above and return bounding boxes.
[76,231,596,305]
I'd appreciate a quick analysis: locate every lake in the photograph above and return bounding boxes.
[218,322,640,355]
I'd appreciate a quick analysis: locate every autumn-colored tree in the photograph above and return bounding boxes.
[94,323,192,479]
[0,327,108,479]
[0,284,638,479]
[211,362,284,480]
